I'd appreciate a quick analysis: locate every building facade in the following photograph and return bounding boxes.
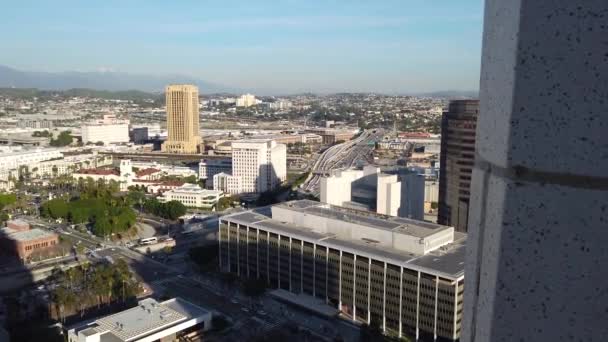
[198,158,232,180]
[1,225,59,260]
[219,201,465,340]
[159,183,223,209]
[230,139,286,193]
[321,166,425,220]
[17,119,54,130]
[0,148,63,170]
[437,100,479,232]
[82,123,130,144]
[212,172,242,195]
[236,93,257,107]
[162,84,202,154]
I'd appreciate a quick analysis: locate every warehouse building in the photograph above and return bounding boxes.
[219,200,465,341]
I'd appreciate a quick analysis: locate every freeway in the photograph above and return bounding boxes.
[302,129,384,197]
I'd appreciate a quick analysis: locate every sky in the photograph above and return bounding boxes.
[1,0,484,94]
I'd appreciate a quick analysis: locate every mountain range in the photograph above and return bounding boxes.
[0,65,234,93]
[0,65,477,97]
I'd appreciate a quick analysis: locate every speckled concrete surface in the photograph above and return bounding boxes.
[463,1,608,341]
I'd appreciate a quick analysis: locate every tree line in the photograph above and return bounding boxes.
[40,180,136,237]
[141,197,187,220]
[51,260,141,323]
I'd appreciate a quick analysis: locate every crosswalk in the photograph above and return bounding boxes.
[251,315,285,333]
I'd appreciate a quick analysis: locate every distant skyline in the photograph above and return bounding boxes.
[1,1,484,94]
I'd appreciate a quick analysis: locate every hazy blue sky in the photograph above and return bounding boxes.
[1,0,484,93]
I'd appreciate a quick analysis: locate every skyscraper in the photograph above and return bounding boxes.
[437,100,479,232]
[161,84,202,154]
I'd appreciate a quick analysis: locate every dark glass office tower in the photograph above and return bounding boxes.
[437,100,479,232]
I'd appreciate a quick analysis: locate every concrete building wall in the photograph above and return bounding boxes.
[270,143,287,187]
[377,174,400,216]
[15,233,59,260]
[424,179,439,204]
[320,170,363,206]
[462,1,608,341]
[82,124,129,144]
[231,140,286,193]
[0,149,63,170]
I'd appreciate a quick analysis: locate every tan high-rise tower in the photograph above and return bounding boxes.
[161,84,202,154]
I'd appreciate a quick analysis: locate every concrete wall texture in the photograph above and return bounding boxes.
[462,1,608,341]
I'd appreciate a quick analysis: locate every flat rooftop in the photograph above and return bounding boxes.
[278,200,451,239]
[165,184,222,195]
[70,298,209,342]
[4,228,57,242]
[222,200,465,279]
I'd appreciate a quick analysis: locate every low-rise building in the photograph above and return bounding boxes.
[0,148,63,170]
[7,219,30,232]
[213,172,242,195]
[307,129,358,144]
[130,161,198,179]
[199,158,232,180]
[130,127,149,144]
[159,184,223,209]
[220,200,465,341]
[67,297,212,342]
[82,115,130,145]
[1,226,59,261]
[17,119,54,130]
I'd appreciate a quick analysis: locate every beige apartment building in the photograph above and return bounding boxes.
[162,84,202,154]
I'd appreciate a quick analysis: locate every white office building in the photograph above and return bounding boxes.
[377,173,401,217]
[159,183,223,209]
[235,93,257,107]
[0,148,63,170]
[213,172,242,195]
[230,139,286,194]
[320,166,425,220]
[67,297,212,342]
[82,115,130,144]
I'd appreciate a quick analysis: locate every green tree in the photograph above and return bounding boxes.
[183,175,198,184]
[93,216,112,237]
[0,193,17,209]
[216,197,232,211]
[40,198,69,219]
[50,130,73,147]
[164,200,187,220]
[0,211,9,223]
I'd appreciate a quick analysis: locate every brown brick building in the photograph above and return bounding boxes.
[1,224,59,261]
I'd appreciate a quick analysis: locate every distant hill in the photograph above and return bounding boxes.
[0,65,236,93]
[0,87,160,101]
[414,90,479,99]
